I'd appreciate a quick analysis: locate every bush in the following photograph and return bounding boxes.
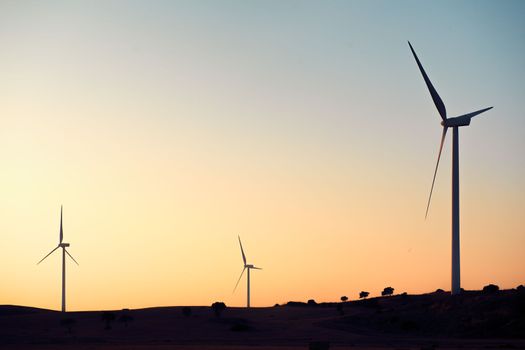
[119,313,134,327]
[307,299,317,306]
[60,317,76,334]
[230,321,253,332]
[359,291,369,299]
[182,306,192,318]
[336,303,344,316]
[101,312,116,330]
[340,296,348,302]
[401,319,419,331]
[309,341,330,349]
[381,287,394,297]
[482,284,499,294]
[211,302,226,318]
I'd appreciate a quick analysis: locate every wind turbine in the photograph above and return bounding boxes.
[233,236,261,308]
[408,41,492,295]
[37,206,79,312]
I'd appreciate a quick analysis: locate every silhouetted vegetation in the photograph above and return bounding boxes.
[211,302,226,318]
[382,287,394,297]
[336,303,344,316]
[434,288,445,294]
[230,320,253,332]
[60,317,76,334]
[483,284,499,294]
[331,288,525,338]
[182,306,192,318]
[359,291,369,299]
[340,296,348,302]
[517,285,525,293]
[307,299,317,306]
[309,340,330,349]
[101,311,116,330]
[119,312,134,327]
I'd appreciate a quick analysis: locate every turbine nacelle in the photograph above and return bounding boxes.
[441,116,471,127]
[441,107,493,128]
[59,243,70,248]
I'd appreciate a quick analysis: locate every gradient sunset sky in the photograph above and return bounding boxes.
[1,0,524,311]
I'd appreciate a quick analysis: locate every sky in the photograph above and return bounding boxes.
[0,0,524,311]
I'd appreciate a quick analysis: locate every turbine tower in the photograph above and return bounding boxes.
[37,206,79,312]
[408,41,492,295]
[233,236,261,308]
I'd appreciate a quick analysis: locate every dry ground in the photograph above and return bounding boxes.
[2,291,524,349]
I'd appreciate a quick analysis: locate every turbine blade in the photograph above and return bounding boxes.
[425,127,448,219]
[408,41,447,121]
[37,246,59,265]
[238,235,247,265]
[65,249,79,265]
[59,205,63,244]
[233,267,246,293]
[456,106,493,120]
[251,266,262,270]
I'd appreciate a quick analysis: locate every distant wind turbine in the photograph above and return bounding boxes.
[408,41,492,295]
[233,236,262,308]
[37,206,79,312]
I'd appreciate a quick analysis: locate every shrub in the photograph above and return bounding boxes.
[340,296,348,302]
[119,313,134,327]
[230,321,253,332]
[482,284,499,294]
[60,317,76,334]
[309,341,330,349]
[182,306,192,318]
[336,303,344,316]
[381,287,394,297]
[211,302,226,318]
[101,311,116,330]
[359,291,369,299]
[307,299,317,306]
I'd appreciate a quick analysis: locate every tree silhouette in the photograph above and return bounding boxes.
[211,302,226,318]
[359,291,369,299]
[60,317,76,334]
[182,306,192,318]
[340,296,348,303]
[482,284,499,294]
[101,311,116,330]
[336,303,344,316]
[381,287,394,297]
[119,313,134,328]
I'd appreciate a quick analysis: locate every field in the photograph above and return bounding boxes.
[1,289,524,350]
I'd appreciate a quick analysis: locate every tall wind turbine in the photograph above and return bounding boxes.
[37,206,79,312]
[408,41,492,295]
[233,236,262,308]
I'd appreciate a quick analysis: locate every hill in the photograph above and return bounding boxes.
[1,288,524,349]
